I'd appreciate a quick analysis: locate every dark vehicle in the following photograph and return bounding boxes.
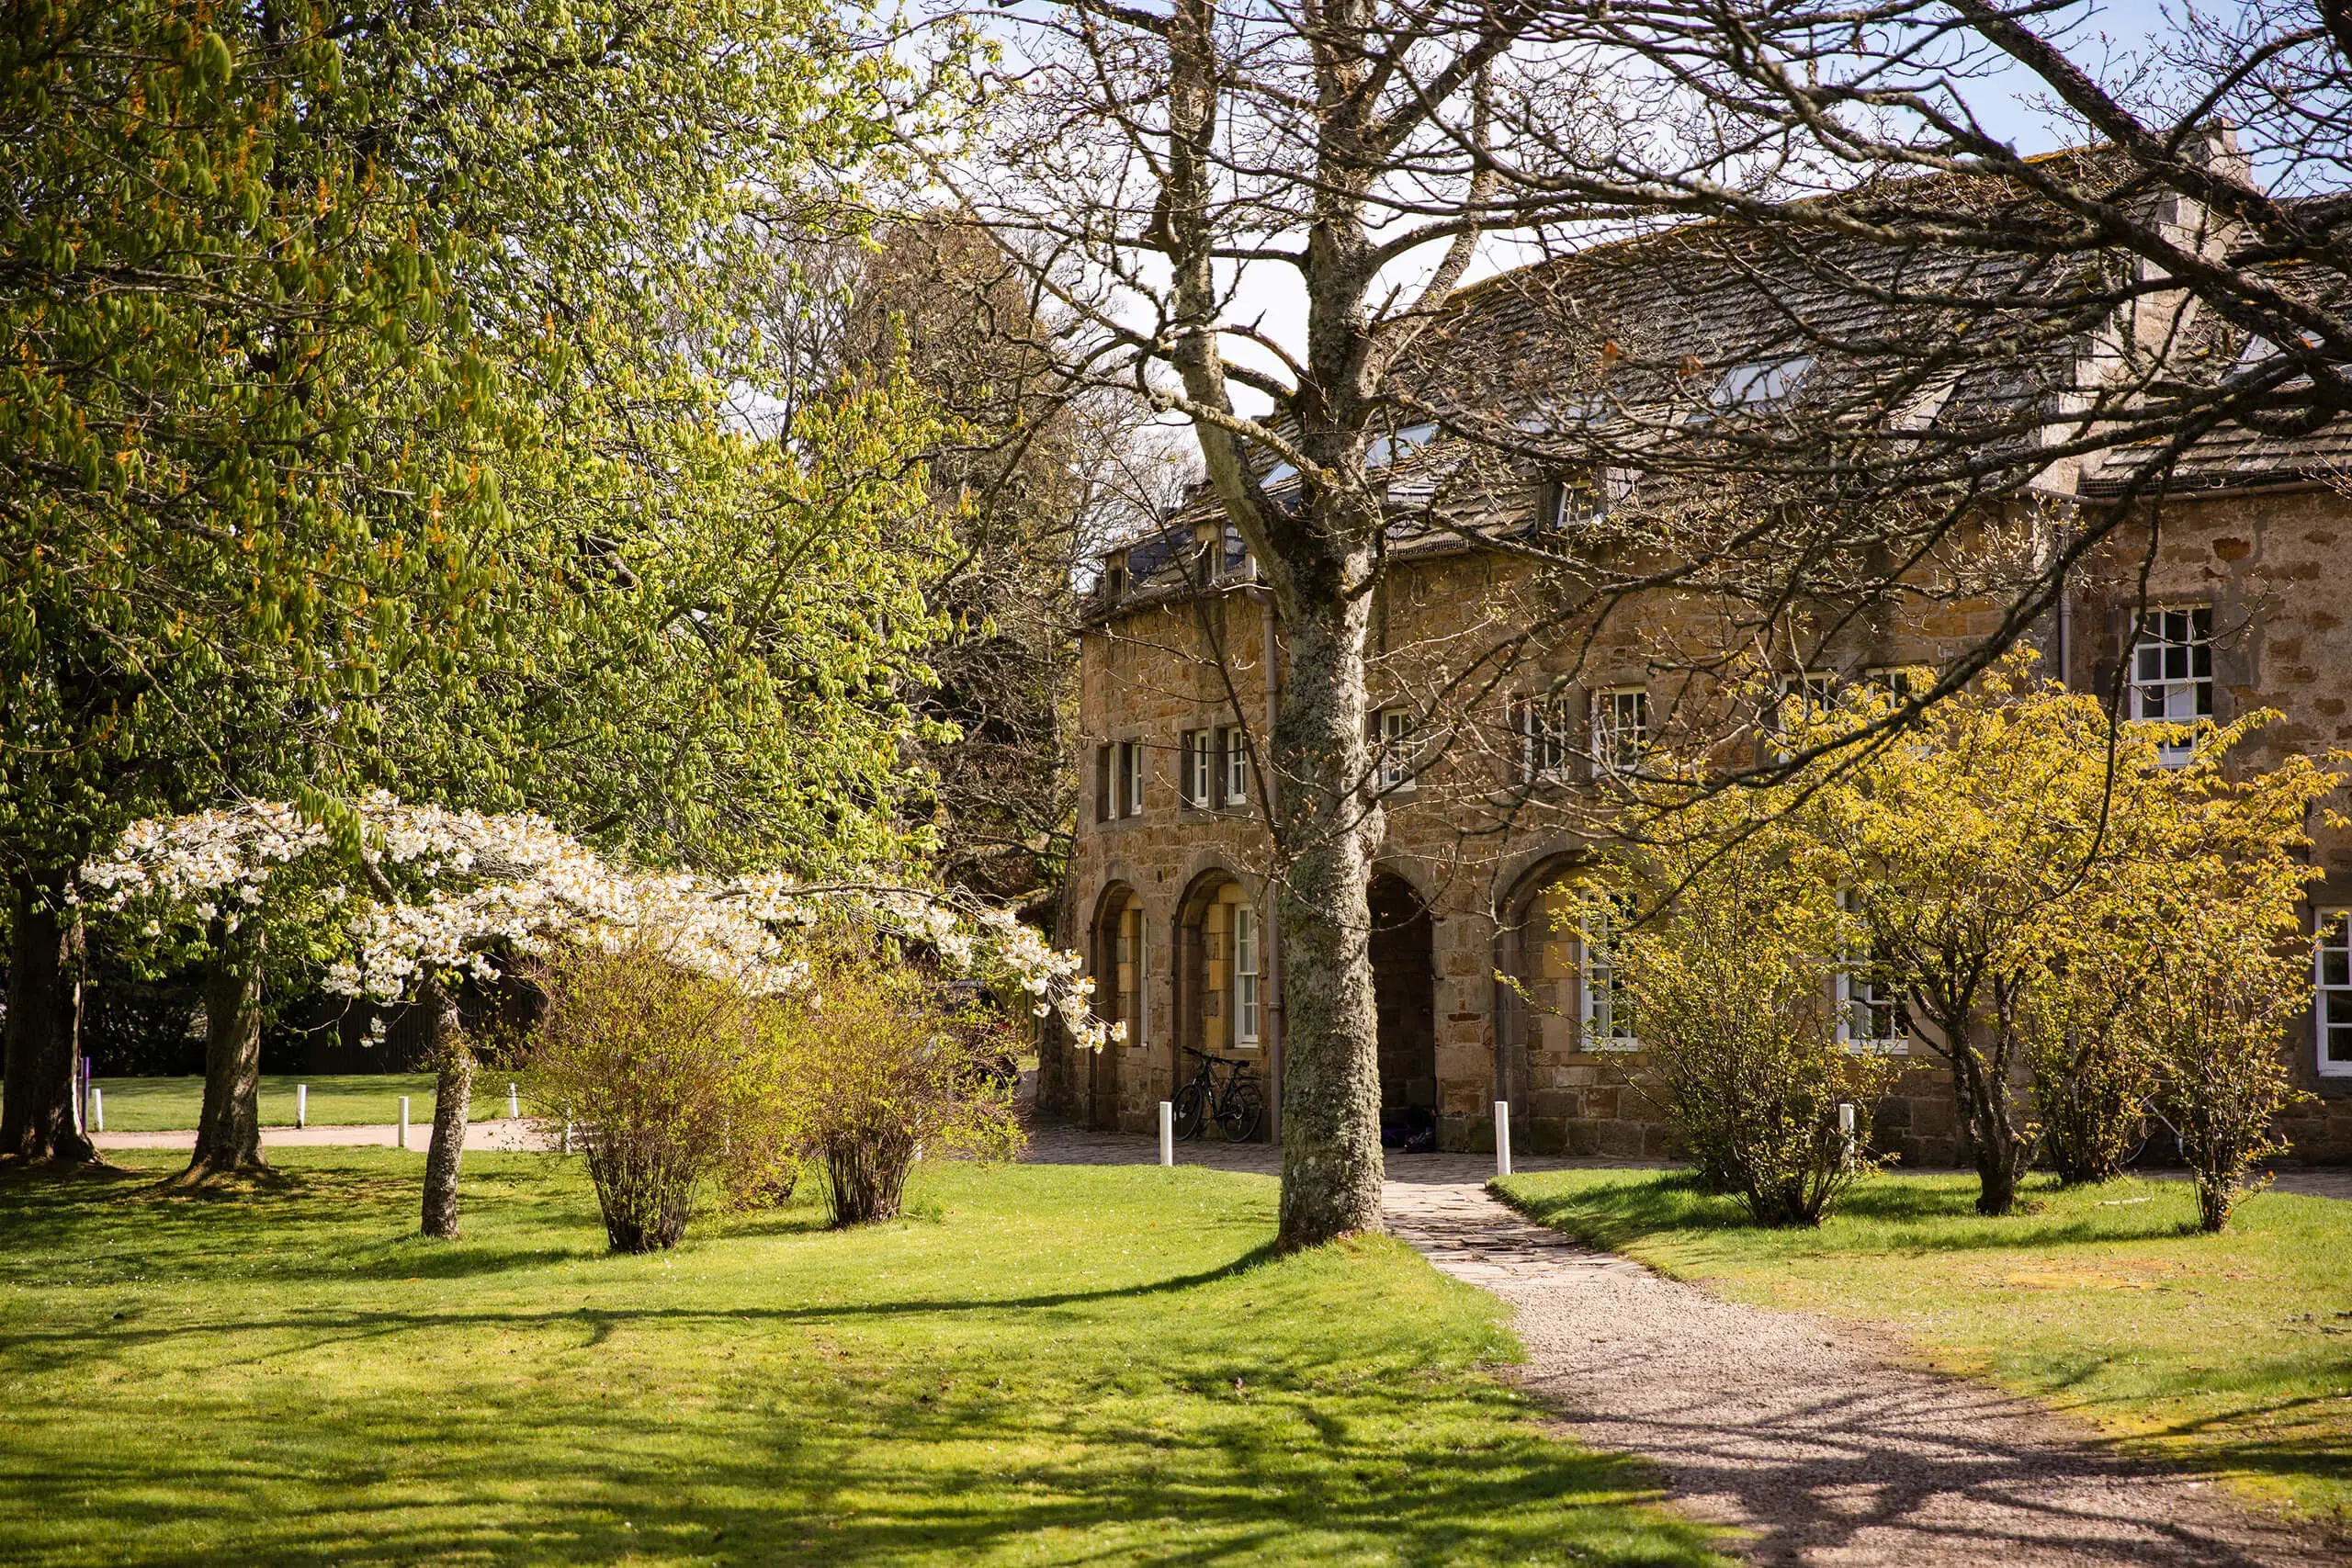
[1170,1046,1265,1143]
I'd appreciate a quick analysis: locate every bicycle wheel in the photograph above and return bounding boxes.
[1171,1081,1209,1142]
[1216,1079,1265,1144]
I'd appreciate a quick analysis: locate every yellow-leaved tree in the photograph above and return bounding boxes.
[1784,652,2340,1220]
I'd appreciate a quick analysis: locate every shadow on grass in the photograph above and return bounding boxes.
[0,1157,1727,1567]
[1498,1170,2218,1258]
[0,1372,1719,1567]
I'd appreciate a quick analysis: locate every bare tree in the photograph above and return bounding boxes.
[904,0,2346,1244]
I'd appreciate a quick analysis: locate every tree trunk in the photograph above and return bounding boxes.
[418,981,472,1239]
[1,869,96,1165]
[1272,587,1387,1249]
[1949,1023,2032,1216]
[183,925,268,1180]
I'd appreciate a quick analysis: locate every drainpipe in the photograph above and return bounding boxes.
[2057,578,2075,693]
[1261,588,1284,1143]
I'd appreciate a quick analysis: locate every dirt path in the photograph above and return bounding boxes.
[1382,1174,2340,1568]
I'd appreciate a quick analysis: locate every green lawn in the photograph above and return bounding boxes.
[0,1153,1725,1566]
[94,1073,493,1131]
[1495,1168,2352,1529]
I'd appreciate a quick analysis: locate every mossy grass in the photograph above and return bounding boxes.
[0,1151,1725,1565]
[1495,1168,2352,1529]
[94,1073,450,1131]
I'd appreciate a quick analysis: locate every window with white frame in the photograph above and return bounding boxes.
[1711,355,1814,412]
[1115,903,1147,1051]
[1517,692,1575,784]
[1118,739,1144,817]
[1579,897,1637,1050]
[1835,896,1911,1052]
[1768,671,1836,760]
[1592,687,1648,774]
[2318,909,2352,1077]
[1864,665,1920,701]
[1377,707,1417,793]
[1221,726,1250,806]
[1233,905,1261,1045]
[2129,606,2214,766]
[1182,729,1214,807]
[1776,671,1836,720]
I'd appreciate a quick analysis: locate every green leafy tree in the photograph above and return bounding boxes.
[4,0,954,1169]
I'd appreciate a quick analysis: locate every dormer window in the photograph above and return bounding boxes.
[1711,355,1814,412]
[2231,330,2321,380]
[1102,560,1125,600]
[1366,422,1436,468]
[1539,468,1635,531]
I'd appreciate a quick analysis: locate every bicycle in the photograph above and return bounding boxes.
[1170,1045,1265,1143]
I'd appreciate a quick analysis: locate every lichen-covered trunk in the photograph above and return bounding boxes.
[1272,589,1385,1249]
[1,869,96,1165]
[418,982,472,1239]
[185,927,267,1179]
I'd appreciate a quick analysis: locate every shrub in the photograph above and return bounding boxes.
[775,962,1023,1226]
[524,939,787,1252]
[2133,929,2312,1233]
[1596,858,1897,1227]
[2020,972,2157,1185]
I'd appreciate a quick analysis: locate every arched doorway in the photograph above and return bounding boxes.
[1175,868,1269,1136]
[1495,855,1586,1110]
[1369,870,1435,1119]
[1089,885,1145,1132]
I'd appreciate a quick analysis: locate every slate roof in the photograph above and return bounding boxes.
[1091,153,2348,613]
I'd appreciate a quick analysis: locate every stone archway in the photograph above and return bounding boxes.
[1089,884,1143,1132]
[1369,870,1436,1117]
[1173,867,1270,1137]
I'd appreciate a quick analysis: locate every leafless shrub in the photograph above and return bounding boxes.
[773,961,1024,1226]
[525,940,789,1253]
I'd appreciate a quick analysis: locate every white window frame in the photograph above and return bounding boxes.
[2318,908,2352,1078]
[2129,605,2214,768]
[1578,898,1638,1051]
[1377,707,1417,794]
[1117,739,1144,818]
[1834,897,1911,1054]
[1776,671,1837,721]
[1233,905,1261,1046]
[1183,729,1213,807]
[1591,687,1648,776]
[1518,692,1575,784]
[1126,907,1149,1051]
[1864,665,1919,701]
[1711,355,1814,412]
[1220,726,1250,806]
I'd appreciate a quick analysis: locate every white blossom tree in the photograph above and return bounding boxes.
[83,795,1112,1232]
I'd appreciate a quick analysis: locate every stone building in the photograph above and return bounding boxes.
[1040,180,2352,1167]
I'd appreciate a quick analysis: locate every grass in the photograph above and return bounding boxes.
[0,1152,1727,1567]
[1495,1167,2352,1529]
[95,1074,466,1131]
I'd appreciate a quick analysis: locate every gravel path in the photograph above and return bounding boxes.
[1384,1176,2341,1568]
[1024,1128,2341,1566]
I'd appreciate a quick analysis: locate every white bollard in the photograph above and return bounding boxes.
[398,1096,411,1149]
[1159,1100,1174,1167]
[91,1086,104,1134]
[296,1083,308,1129]
[1838,1101,1857,1168]
[508,1082,520,1120]
[1495,1100,1513,1178]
